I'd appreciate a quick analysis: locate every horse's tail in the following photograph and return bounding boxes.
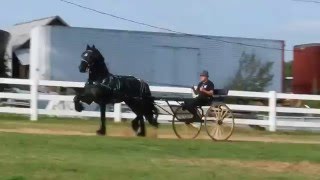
[140,80,159,127]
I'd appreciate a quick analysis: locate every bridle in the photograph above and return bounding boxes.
[81,59,89,65]
[81,50,93,67]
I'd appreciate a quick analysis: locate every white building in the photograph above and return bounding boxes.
[6,16,68,78]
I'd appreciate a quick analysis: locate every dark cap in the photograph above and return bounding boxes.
[200,70,209,77]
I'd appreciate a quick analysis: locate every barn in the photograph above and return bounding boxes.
[293,43,320,94]
[9,16,285,92]
[6,16,68,79]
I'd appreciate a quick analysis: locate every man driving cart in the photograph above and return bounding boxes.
[183,70,214,122]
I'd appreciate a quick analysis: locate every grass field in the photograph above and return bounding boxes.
[1,115,320,179]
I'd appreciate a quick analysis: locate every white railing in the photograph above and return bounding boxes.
[1,78,320,132]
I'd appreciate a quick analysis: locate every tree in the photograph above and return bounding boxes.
[227,52,274,92]
[0,49,9,91]
[284,60,293,77]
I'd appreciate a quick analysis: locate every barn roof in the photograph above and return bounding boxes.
[7,16,69,50]
[294,43,320,49]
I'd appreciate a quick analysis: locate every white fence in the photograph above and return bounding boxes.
[1,78,320,132]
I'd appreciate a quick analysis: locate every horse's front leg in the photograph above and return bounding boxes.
[73,95,84,112]
[131,117,140,133]
[96,103,106,136]
[137,116,146,137]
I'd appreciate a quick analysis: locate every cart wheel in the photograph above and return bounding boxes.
[205,103,234,141]
[172,106,202,139]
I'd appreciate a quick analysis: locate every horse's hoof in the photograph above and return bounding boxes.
[137,133,146,137]
[96,129,106,136]
[75,103,84,112]
[136,131,146,137]
[75,108,83,112]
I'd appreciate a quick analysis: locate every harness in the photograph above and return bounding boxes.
[101,75,121,92]
[88,75,148,99]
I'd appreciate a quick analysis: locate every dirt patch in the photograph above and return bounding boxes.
[158,133,320,144]
[165,158,320,175]
[0,127,149,138]
[1,127,320,144]
[230,136,320,144]
[0,128,95,136]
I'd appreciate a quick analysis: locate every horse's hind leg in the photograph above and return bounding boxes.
[96,103,106,136]
[131,116,140,133]
[144,112,158,128]
[125,99,145,136]
[143,100,159,128]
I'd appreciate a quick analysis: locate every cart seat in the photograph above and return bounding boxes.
[214,89,229,96]
[196,89,229,107]
[196,102,212,107]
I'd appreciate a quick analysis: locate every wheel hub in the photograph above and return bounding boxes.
[217,120,223,125]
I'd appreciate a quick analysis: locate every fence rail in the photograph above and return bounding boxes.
[1,78,320,132]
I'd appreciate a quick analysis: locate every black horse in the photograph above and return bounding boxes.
[73,45,158,136]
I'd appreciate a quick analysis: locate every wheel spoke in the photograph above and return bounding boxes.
[220,125,225,138]
[222,124,231,134]
[217,107,223,120]
[212,107,220,119]
[221,108,228,119]
[217,125,221,139]
[211,125,217,137]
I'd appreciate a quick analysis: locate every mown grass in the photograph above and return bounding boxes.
[0,114,320,179]
[1,132,320,180]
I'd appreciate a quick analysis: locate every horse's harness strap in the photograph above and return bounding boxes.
[89,75,147,99]
[101,75,121,92]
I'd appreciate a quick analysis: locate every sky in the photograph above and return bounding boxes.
[1,0,320,61]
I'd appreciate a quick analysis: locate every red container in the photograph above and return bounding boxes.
[293,44,320,94]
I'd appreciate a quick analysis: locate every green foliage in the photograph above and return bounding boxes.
[285,61,293,77]
[302,100,320,109]
[0,49,9,91]
[228,52,274,91]
[0,49,9,78]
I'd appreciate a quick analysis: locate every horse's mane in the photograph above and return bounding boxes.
[93,48,110,75]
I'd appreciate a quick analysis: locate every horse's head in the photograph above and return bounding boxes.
[79,44,105,73]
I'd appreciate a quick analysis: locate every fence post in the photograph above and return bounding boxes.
[268,91,277,132]
[114,103,121,123]
[30,28,41,121]
[30,76,39,121]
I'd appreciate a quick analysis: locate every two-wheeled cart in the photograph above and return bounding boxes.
[154,89,235,140]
